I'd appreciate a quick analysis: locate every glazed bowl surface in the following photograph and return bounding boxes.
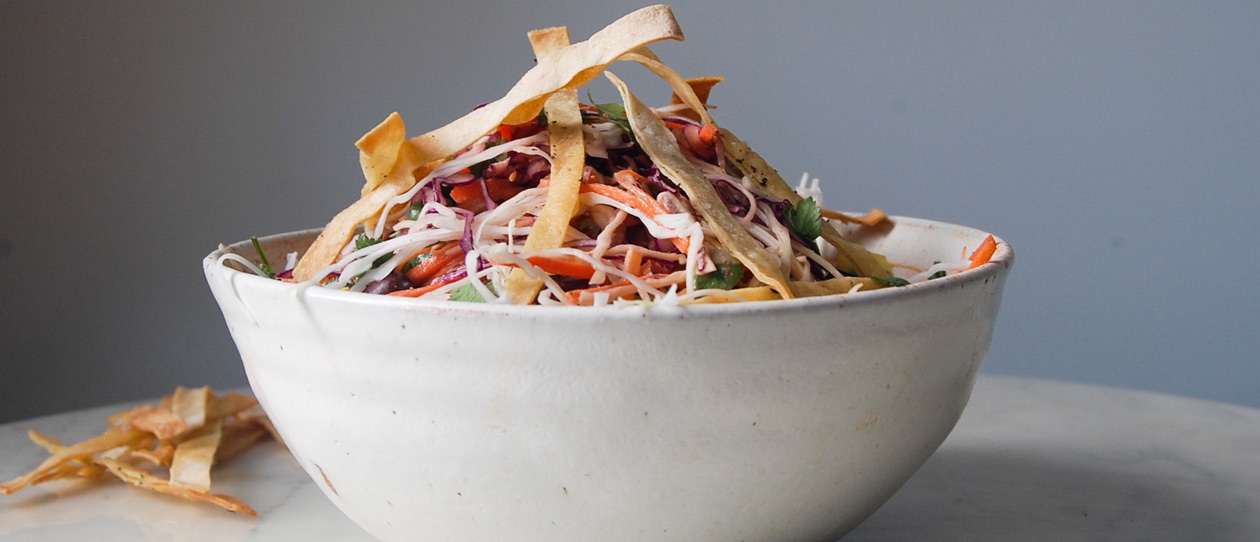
[204,216,1012,542]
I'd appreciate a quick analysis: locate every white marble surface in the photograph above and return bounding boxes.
[2,375,1258,541]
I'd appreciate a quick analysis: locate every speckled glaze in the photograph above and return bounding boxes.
[204,217,1012,542]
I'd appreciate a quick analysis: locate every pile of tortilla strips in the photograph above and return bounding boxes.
[1,386,279,516]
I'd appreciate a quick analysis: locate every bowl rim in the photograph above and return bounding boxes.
[205,215,1012,318]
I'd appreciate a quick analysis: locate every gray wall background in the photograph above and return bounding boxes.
[2,1,1257,423]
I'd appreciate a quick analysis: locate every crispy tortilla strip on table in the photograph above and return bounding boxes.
[94,456,257,516]
[606,71,792,298]
[357,112,409,196]
[30,463,106,485]
[716,126,893,279]
[215,419,270,464]
[170,421,222,491]
[171,386,210,430]
[3,387,273,515]
[205,391,260,422]
[295,6,683,281]
[22,431,111,483]
[503,27,586,304]
[27,430,65,453]
[235,404,284,446]
[132,443,176,468]
[0,427,148,495]
[108,405,186,439]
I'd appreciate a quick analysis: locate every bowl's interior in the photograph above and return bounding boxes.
[210,215,1011,314]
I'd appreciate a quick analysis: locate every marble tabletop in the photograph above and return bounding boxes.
[2,375,1258,541]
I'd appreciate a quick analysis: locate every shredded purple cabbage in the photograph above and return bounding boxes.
[451,207,476,253]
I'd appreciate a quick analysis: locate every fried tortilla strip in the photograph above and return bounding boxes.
[716,126,893,279]
[503,27,585,304]
[621,50,714,125]
[235,404,284,447]
[295,6,683,281]
[683,285,780,304]
[172,386,210,430]
[205,391,260,422]
[0,427,147,495]
[661,74,886,277]
[94,457,257,516]
[606,71,792,298]
[407,5,682,164]
[670,76,723,118]
[170,421,222,491]
[293,140,436,282]
[109,405,188,440]
[686,276,884,304]
[131,442,176,468]
[216,419,270,464]
[614,56,796,280]
[788,277,884,297]
[820,207,887,227]
[358,112,409,196]
[30,463,106,485]
[22,432,108,484]
[27,430,64,453]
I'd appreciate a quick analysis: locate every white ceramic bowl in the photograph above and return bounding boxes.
[204,216,1012,542]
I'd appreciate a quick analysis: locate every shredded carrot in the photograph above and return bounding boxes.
[449,177,524,206]
[496,124,514,142]
[524,255,597,280]
[562,272,683,305]
[581,181,654,210]
[387,279,452,298]
[612,170,668,211]
[698,123,717,143]
[580,170,690,253]
[448,183,482,205]
[563,279,638,305]
[624,246,643,276]
[662,120,687,131]
[485,177,525,201]
[967,235,998,270]
[404,243,463,284]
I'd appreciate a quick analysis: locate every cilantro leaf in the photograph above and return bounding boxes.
[694,261,745,291]
[406,201,425,221]
[353,234,393,268]
[449,281,498,303]
[875,276,911,287]
[928,270,948,280]
[785,197,823,243]
[598,105,634,136]
[586,91,634,138]
[469,153,507,178]
[354,234,379,250]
